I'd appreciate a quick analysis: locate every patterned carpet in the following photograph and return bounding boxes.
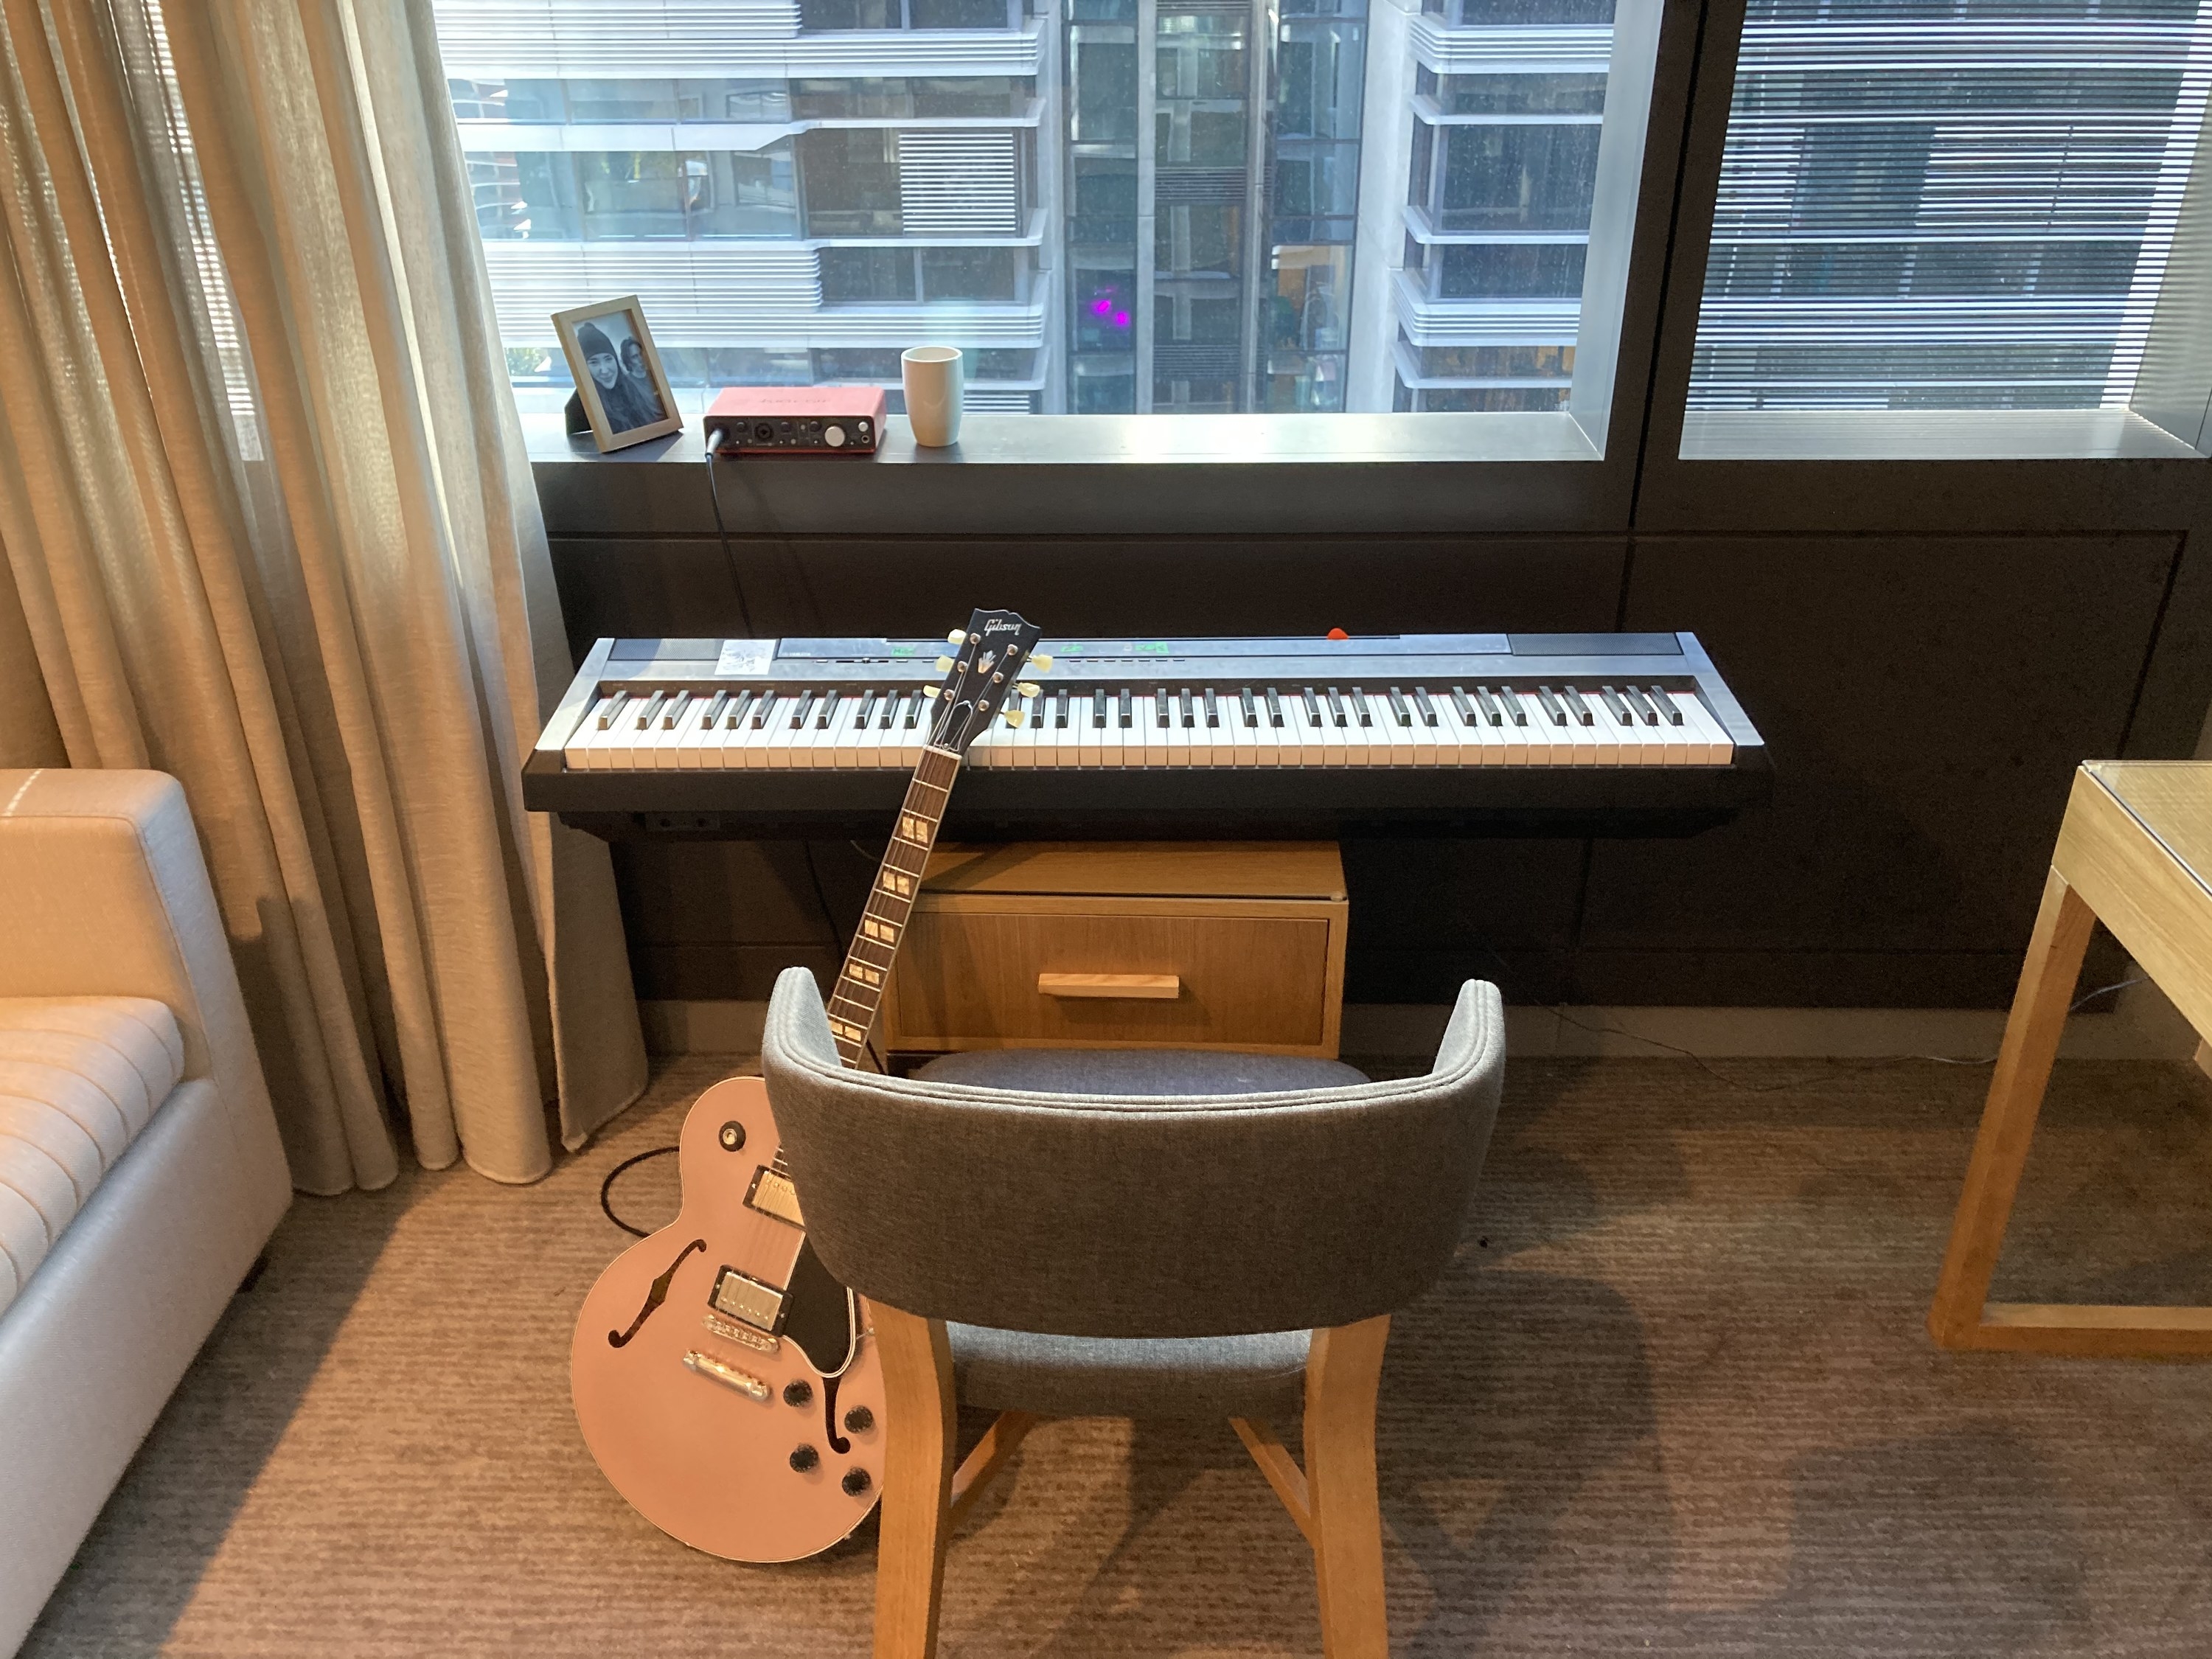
[23,1052,2212,1658]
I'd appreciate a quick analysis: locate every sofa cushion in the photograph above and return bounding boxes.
[0,997,184,1315]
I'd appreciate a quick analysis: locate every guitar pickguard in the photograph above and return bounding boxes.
[782,1238,860,1380]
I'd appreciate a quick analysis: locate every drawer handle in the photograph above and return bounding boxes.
[1037,973,1180,1001]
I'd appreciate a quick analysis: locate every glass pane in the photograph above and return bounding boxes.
[1683,0,2212,457]
[434,0,1660,428]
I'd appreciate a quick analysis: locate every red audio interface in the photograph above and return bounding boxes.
[706,386,886,455]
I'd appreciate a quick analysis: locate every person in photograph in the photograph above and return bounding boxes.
[620,333,667,425]
[577,319,658,433]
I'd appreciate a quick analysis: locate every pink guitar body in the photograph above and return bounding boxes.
[571,1075,886,1562]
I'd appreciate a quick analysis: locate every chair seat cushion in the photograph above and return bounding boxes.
[914,1047,1368,1098]
[950,1322,1310,1419]
[0,997,184,1315]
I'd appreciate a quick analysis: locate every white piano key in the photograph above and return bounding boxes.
[1673,692,1734,764]
[1407,695,1439,767]
[1077,694,1104,769]
[1571,689,1621,766]
[1290,692,1327,767]
[1139,697,1168,768]
[820,695,864,768]
[672,693,719,768]
[1233,691,1261,768]
[1506,692,1555,765]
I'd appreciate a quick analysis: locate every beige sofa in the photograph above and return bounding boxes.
[0,770,292,1654]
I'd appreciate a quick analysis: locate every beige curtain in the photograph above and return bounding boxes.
[0,0,647,1191]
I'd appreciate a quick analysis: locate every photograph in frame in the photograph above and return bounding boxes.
[553,295,683,452]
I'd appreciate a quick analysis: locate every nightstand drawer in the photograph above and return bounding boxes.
[883,899,1340,1054]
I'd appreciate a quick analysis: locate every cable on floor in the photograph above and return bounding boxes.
[599,1144,680,1237]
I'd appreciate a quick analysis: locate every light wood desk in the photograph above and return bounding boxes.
[1930,761,2212,1357]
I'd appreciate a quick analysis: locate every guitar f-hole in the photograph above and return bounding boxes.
[610,1238,706,1348]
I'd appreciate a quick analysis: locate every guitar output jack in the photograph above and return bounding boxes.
[717,1121,745,1152]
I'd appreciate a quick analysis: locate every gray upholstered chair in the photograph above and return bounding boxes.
[762,965,1506,1659]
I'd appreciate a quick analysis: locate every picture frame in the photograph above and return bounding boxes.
[552,295,682,452]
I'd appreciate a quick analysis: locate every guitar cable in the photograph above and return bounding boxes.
[599,1144,679,1237]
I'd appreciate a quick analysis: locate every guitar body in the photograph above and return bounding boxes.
[571,1076,886,1562]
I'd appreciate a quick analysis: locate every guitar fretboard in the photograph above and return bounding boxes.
[824,744,961,1067]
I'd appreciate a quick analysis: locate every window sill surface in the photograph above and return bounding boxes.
[1679,408,2206,463]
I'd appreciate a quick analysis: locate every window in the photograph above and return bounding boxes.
[1683,0,2212,457]
[434,0,1660,425]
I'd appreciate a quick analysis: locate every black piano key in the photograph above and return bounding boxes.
[1092,687,1107,728]
[1561,686,1594,726]
[1502,687,1529,727]
[1387,686,1411,726]
[1470,685,1501,727]
[597,689,629,731]
[726,689,754,729]
[1240,686,1257,727]
[1266,686,1284,727]
[1350,686,1374,726]
[1599,685,1633,725]
[1178,686,1194,728]
[1536,686,1568,727]
[1326,686,1348,726]
[790,690,817,730]
[1621,686,1659,726]
[636,690,667,730]
[857,689,880,726]
[1450,685,1477,724]
[1121,688,1135,728]
[1204,688,1220,728]
[1413,686,1438,726]
[750,692,776,729]
[1652,685,1684,726]
[902,692,923,729]
[815,692,840,730]
[703,689,731,729]
[1053,688,1069,729]
[1301,686,1322,725]
[661,690,692,730]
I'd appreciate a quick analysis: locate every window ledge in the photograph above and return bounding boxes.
[1679,408,2207,463]
[525,408,1625,536]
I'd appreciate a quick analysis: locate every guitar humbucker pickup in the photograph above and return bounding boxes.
[709,1265,785,1334]
[745,1165,806,1228]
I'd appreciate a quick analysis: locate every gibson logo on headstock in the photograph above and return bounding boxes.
[982,617,1022,636]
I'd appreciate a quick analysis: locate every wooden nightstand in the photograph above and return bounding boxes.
[879,842,1348,1059]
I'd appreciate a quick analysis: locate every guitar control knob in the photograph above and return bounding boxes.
[790,1444,820,1472]
[718,1120,745,1152]
[783,1380,813,1408]
[843,1406,874,1434]
[842,1468,872,1498]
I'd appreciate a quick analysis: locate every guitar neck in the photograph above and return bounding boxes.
[823,744,962,1067]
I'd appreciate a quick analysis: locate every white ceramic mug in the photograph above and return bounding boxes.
[902,346,964,447]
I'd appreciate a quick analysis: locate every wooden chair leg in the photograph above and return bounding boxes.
[873,1304,956,1659]
[1304,1315,1392,1659]
[1928,868,2097,1347]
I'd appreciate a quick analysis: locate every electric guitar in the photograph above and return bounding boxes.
[570,609,1048,1562]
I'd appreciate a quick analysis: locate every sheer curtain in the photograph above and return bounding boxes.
[0,0,646,1191]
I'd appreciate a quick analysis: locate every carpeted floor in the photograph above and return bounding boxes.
[23,1052,2212,1658]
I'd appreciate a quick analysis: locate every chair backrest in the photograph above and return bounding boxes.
[761,967,1506,1339]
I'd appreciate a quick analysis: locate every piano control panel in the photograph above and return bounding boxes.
[525,633,1769,840]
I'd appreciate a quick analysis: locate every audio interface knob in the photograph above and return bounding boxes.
[824,424,847,448]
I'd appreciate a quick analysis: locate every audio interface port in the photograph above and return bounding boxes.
[752,422,773,442]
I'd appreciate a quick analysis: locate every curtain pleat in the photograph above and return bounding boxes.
[0,0,647,1189]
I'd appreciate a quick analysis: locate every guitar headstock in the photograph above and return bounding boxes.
[925,609,1048,755]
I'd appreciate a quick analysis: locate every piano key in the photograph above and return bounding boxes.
[1413,686,1437,726]
[1410,696,1439,765]
[1650,684,1684,726]
[825,695,868,768]
[1535,686,1568,729]
[1234,691,1260,767]
[1142,695,1171,767]
[1177,686,1194,730]
[1582,695,1624,765]
[672,693,718,769]
[814,691,841,731]
[749,692,778,730]
[595,689,630,731]
[1674,692,1735,763]
[1239,686,1257,728]
[1265,686,1284,728]
[1120,688,1135,729]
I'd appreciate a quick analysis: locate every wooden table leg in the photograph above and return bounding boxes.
[1928,867,2096,1348]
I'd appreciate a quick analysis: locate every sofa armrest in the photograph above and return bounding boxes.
[0,769,284,1180]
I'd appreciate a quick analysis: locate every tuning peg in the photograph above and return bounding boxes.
[947,629,967,645]
[1003,706,1026,728]
[935,654,956,672]
[1030,653,1054,672]
[1018,682,1040,700]
[922,685,940,699]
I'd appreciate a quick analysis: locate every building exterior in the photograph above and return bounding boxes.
[1687,0,2212,414]
[437,1,2212,422]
